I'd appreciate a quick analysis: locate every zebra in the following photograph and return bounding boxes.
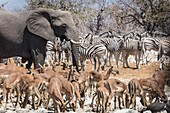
[81,32,123,68]
[100,37,123,68]
[140,31,169,64]
[158,40,170,70]
[45,37,62,66]
[121,33,143,69]
[141,36,160,64]
[61,39,72,64]
[78,43,108,72]
[99,31,113,38]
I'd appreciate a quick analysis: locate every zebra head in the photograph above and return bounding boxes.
[135,33,143,51]
[54,37,62,51]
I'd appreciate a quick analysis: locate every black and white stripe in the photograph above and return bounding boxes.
[45,37,62,66]
[158,40,170,70]
[79,43,108,71]
[143,37,160,51]
[100,37,123,68]
[61,39,72,63]
[81,32,123,68]
[121,33,143,69]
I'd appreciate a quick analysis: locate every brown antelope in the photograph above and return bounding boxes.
[139,78,167,103]
[89,66,118,96]
[96,85,110,113]
[127,78,147,109]
[105,78,128,109]
[21,74,47,109]
[91,77,127,110]
[0,72,21,109]
[45,75,76,112]
[71,80,81,108]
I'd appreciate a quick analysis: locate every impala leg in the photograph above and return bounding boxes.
[114,96,116,109]
[118,96,121,109]
[91,93,97,108]
[4,91,9,110]
[9,89,15,108]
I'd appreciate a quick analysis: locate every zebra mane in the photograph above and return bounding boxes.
[123,32,134,37]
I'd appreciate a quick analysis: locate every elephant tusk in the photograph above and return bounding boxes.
[70,39,81,44]
[38,63,43,68]
[79,44,87,49]
[70,39,87,49]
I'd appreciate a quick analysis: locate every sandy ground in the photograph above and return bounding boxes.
[0,57,169,113]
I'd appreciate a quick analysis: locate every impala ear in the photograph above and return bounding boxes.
[26,9,56,42]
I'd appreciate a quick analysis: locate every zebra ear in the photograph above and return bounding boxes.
[123,36,128,41]
[84,33,91,39]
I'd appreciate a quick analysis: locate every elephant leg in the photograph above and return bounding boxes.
[31,49,46,69]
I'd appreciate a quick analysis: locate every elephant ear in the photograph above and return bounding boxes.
[26,9,56,42]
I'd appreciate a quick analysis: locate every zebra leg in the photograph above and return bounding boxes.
[91,58,97,71]
[97,58,101,72]
[126,55,129,68]
[102,53,108,71]
[107,52,112,67]
[137,52,141,69]
[159,61,164,70]
[97,57,105,72]
[61,51,65,62]
[122,52,127,68]
[57,51,61,65]
[138,53,141,69]
[114,52,121,68]
[124,54,129,68]
[135,54,138,69]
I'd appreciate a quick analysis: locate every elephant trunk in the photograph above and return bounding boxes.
[71,40,79,72]
[64,24,79,72]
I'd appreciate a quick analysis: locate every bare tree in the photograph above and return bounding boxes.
[110,0,170,35]
[26,0,170,36]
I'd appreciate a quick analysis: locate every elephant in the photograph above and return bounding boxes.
[0,8,79,70]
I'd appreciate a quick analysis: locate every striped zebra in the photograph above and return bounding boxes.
[81,32,123,68]
[141,32,170,65]
[45,37,62,66]
[61,39,72,64]
[71,39,108,72]
[99,31,113,38]
[141,36,160,64]
[158,40,170,70]
[100,37,123,68]
[122,33,143,69]
[81,31,113,45]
